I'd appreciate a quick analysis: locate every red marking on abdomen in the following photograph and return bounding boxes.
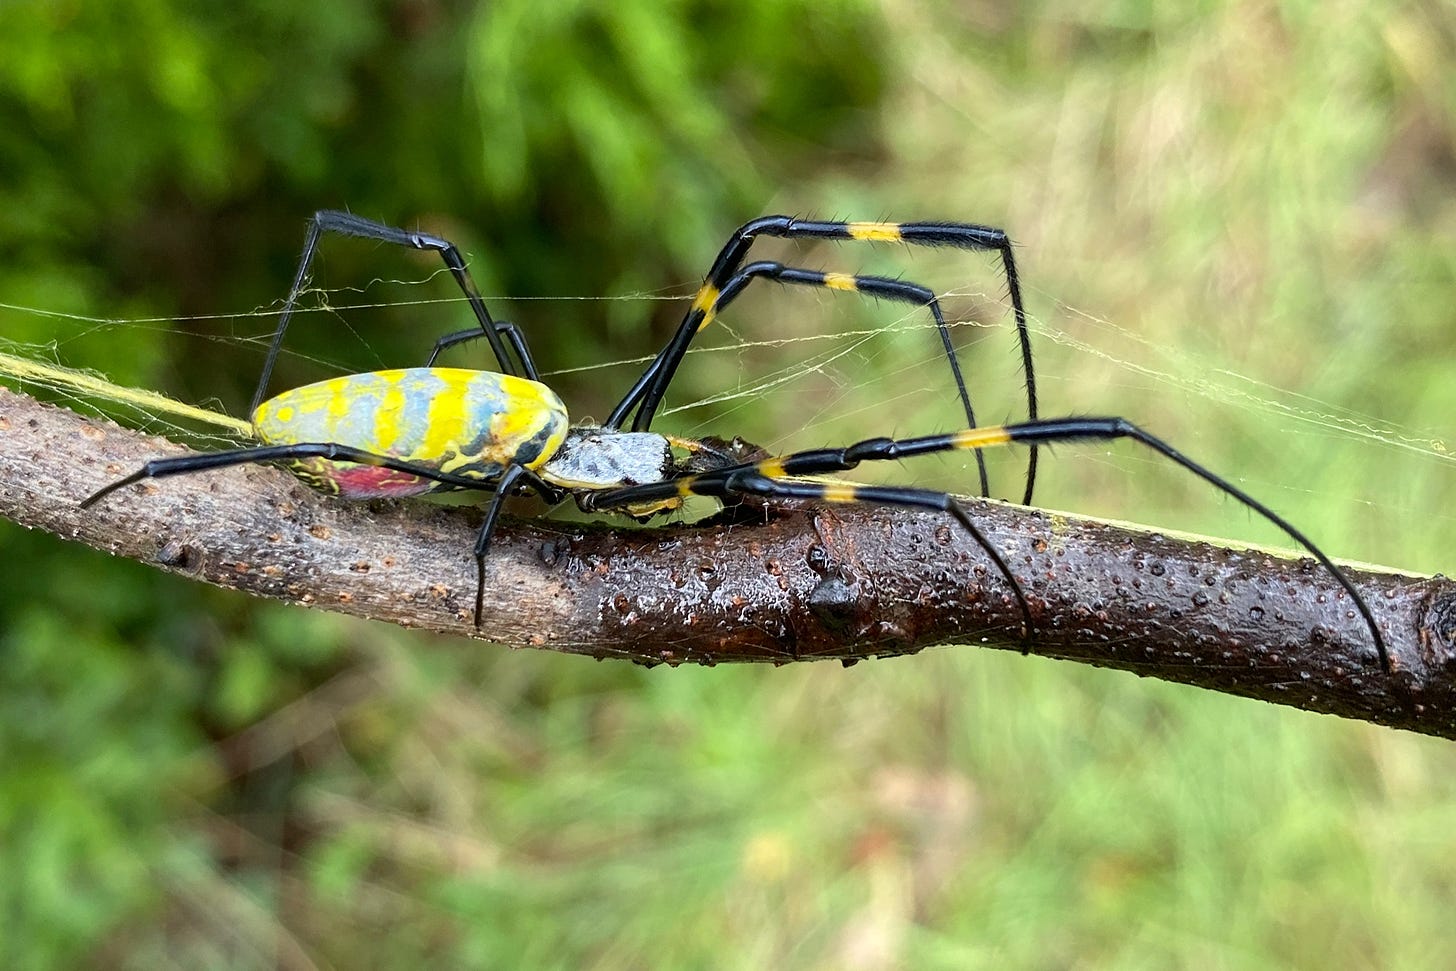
[331,464,435,499]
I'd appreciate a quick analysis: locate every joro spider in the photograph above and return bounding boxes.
[82,210,1388,671]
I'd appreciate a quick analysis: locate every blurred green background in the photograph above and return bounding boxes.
[3,1,1456,967]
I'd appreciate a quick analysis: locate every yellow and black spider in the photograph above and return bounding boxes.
[81,210,1388,671]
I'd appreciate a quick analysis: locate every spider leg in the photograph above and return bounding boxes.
[425,321,540,380]
[1000,418,1388,670]
[80,441,516,510]
[461,463,569,625]
[607,216,1038,504]
[733,472,1033,645]
[253,210,521,413]
[83,444,567,627]
[617,259,992,497]
[473,464,526,626]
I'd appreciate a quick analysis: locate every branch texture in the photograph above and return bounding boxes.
[2,387,1453,736]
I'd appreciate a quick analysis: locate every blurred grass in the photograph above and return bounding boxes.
[3,0,1456,968]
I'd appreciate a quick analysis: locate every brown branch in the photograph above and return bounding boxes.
[2,386,1453,736]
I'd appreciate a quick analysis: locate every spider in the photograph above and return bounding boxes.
[81,210,1388,671]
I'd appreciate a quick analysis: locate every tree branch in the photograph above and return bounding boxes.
[3,387,1452,736]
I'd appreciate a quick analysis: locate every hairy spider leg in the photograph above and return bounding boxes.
[252,210,523,414]
[425,321,540,379]
[474,464,527,624]
[80,442,558,628]
[728,476,1029,646]
[706,260,991,496]
[607,216,1038,504]
[584,417,1388,672]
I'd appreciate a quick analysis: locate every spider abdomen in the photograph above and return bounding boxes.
[251,367,568,498]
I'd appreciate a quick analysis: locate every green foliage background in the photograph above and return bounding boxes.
[2,1,1455,967]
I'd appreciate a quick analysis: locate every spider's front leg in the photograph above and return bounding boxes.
[607,215,1038,503]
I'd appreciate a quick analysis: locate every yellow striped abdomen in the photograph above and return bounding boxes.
[252,368,568,497]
